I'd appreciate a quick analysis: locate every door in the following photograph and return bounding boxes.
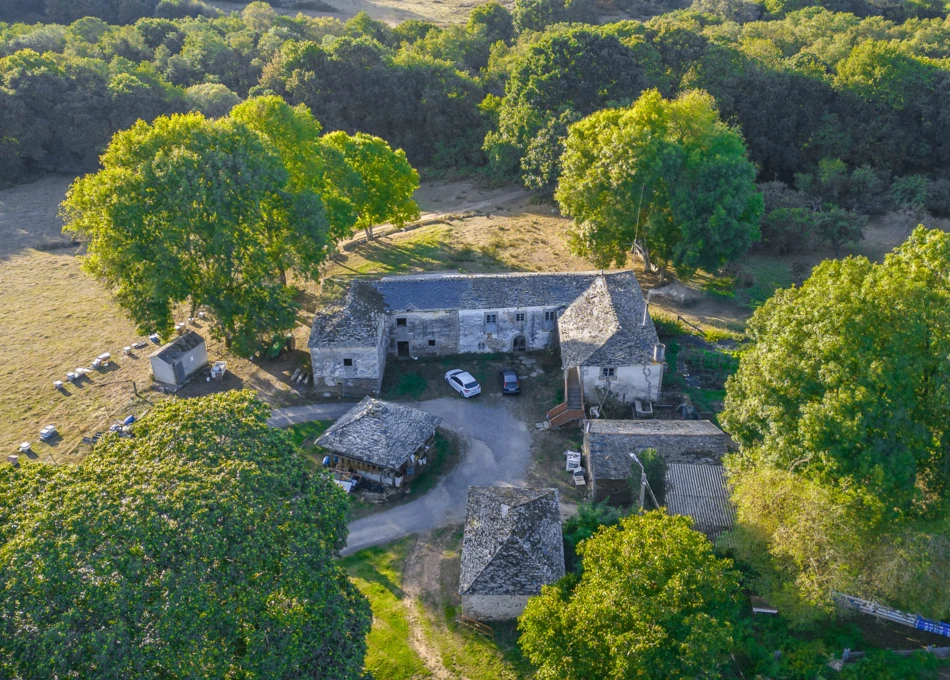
[173,360,186,384]
[513,335,526,352]
[397,341,410,358]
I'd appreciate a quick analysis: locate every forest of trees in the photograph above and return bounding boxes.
[4,0,950,238]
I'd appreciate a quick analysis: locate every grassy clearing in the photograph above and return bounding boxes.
[341,540,431,680]
[342,532,534,680]
[287,420,333,449]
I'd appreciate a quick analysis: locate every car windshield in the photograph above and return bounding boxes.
[464,381,478,389]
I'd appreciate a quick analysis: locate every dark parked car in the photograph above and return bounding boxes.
[499,369,520,395]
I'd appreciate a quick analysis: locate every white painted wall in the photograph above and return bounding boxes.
[457,306,557,353]
[150,342,208,386]
[582,363,663,404]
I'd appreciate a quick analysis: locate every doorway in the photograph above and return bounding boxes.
[397,341,410,358]
[513,335,527,352]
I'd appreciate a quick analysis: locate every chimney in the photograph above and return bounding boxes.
[654,343,666,363]
[642,302,649,327]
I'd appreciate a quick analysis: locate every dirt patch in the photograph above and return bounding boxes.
[403,532,458,679]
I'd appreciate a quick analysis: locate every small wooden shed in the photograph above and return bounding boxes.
[149,331,208,386]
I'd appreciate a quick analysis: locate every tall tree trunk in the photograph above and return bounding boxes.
[634,239,657,273]
[365,224,375,241]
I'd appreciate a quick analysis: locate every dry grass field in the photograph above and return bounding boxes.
[207,0,513,25]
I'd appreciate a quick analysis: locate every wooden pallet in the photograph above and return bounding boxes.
[456,615,494,640]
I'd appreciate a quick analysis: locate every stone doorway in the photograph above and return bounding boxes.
[397,341,410,358]
[513,335,527,352]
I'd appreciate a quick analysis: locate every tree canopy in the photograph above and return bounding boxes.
[556,89,763,272]
[63,96,418,353]
[518,511,742,680]
[0,390,370,678]
[721,227,950,620]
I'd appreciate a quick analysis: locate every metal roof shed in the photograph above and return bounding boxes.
[149,331,208,387]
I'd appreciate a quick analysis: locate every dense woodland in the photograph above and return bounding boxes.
[4,0,950,230]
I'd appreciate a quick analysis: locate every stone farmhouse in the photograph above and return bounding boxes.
[315,397,442,488]
[309,271,665,424]
[459,487,565,621]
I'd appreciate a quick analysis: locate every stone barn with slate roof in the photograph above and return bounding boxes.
[584,419,729,506]
[316,397,441,487]
[149,331,207,387]
[309,271,664,415]
[459,487,565,621]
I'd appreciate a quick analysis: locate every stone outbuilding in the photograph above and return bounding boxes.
[309,271,665,415]
[584,419,729,505]
[315,397,442,488]
[148,331,208,387]
[665,463,735,537]
[459,487,565,621]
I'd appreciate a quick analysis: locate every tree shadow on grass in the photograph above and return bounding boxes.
[341,544,409,601]
[343,234,522,275]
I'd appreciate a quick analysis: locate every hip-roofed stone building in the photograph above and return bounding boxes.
[459,487,565,621]
[584,419,729,505]
[316,397,442,488]
[309,271,664,415]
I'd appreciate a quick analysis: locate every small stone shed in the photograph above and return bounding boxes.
[665,463,735,537]
[459,487,565,621]
[316,397,442,488]
[149,331,208,387]
[584,419,728,505]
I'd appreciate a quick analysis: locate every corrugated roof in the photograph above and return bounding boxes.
[459,487,565,596]
[665,464,735,537]
[149,331,205,363]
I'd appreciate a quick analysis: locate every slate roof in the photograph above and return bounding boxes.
[309,270,659,366]
[308,281,385,348]
[149,331,205,363]
[587,420,727,438]
[586,420,728,480]
[459,487,565,597]
[316,397,442,470]
[558,271,659,368]
[665,463,735,537]
[372,271,600,312]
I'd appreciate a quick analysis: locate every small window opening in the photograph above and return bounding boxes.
[515,312,525,322]
[396,317,407,327]
[428,339,436,347]
[343,358,353,367]
[601,367,616,378]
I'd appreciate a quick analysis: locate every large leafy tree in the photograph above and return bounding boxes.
[63,108,329,354]
[721,228,950,620]
[555,89,763,273]
[519,511,742,680]
[0,391,370,678]
[722,227,950,511]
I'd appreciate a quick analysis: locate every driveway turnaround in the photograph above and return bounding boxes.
[343,397,532,555]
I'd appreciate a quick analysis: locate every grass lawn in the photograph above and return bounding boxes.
[341,540,431,680]
[341,532,534,680]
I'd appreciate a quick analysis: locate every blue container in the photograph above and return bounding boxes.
[123,415,135,426]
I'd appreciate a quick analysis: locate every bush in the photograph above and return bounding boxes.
[562,501,623,573]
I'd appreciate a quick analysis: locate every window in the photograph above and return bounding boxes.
[478,342,486,351]
[428,339,436,347]
[343,358,353,367]
[515,312,525,323]
[601,367,616,378]
[485,313,498,325]
[544,310,556,322]
[396,317,407,327]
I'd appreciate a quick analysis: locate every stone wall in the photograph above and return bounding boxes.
[387,310,459,356]
[457,306,558,354]
[311,344,383,398]
[462,594,531,621]
[614,433,727,462]
[581,363,663,405]
[590,477,633,506]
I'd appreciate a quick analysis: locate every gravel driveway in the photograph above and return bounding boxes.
[343,397,531,555]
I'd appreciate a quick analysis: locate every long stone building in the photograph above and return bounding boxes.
[308,271,665,419]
